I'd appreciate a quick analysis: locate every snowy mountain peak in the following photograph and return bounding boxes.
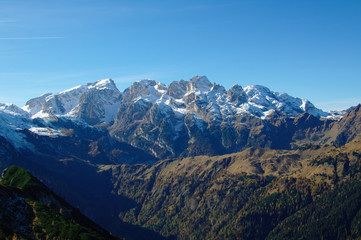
[23,78,121,124]
[0,103,29,117]
[187,76,212,92]
[58,85,86,95]
[17,75,333,128]
[227,84,247,106]
[228,84,245,95]
[22,93,52,116]
[244,85,273,98]
[122,79,159,103]
[241,85,328,118]
[88,78,117,91]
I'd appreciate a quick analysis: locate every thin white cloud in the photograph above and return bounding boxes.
[0,36,65,40]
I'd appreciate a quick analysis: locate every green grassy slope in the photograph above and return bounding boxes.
[0,165,121,240]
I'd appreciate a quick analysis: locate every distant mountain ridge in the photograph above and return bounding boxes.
[0,76,358,160]
[22,76,329,124]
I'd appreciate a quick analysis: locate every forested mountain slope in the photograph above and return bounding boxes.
[99,138,361,239]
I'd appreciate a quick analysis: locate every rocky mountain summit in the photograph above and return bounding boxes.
[116,76,328,121]
[21,76,328,124]
[0,76,359,160]
[109,76,338,158]
[23,78,121,124]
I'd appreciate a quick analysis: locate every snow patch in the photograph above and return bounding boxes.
[0,109,34,150]
[29,127,64,137]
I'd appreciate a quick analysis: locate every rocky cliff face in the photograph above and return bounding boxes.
[109,76,332,158]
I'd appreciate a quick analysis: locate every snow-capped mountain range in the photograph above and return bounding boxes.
[22,79,121,124]
[21,76,328,123]
[0,76,353,159]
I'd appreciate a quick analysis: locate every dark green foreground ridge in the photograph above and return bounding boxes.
[0,165,120,240]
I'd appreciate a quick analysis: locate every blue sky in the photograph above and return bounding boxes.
[1,0,360,111]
